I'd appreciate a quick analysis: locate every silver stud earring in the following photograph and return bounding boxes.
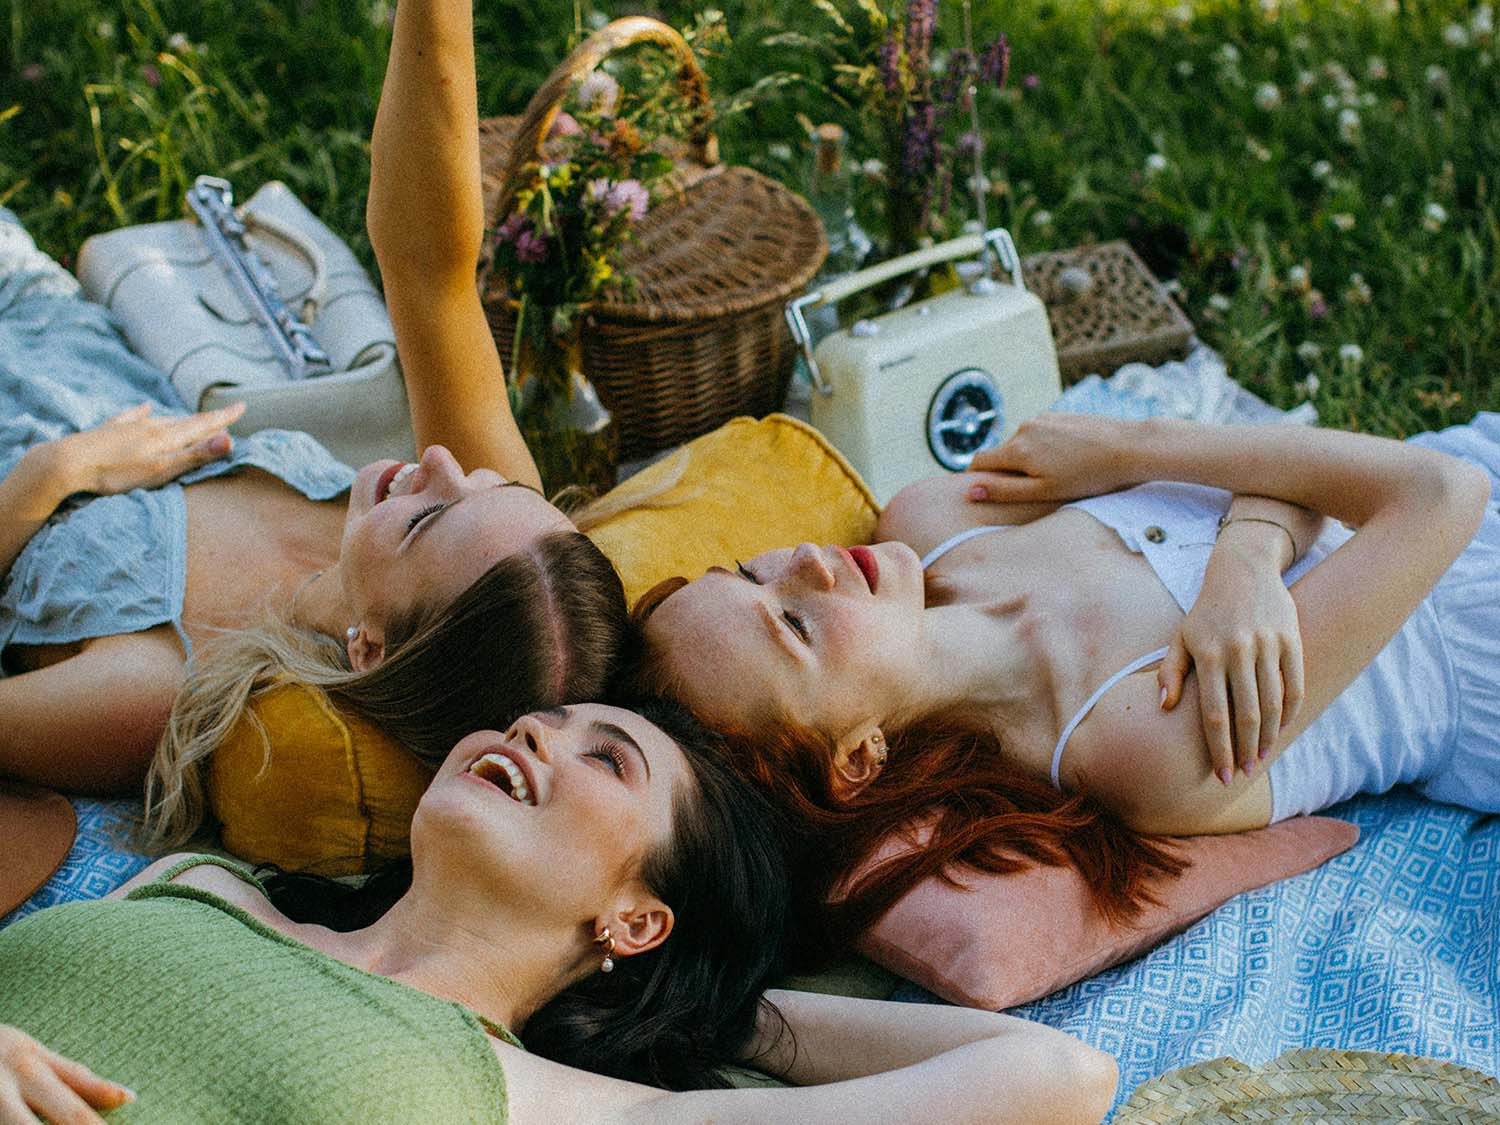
[594,927,616,973]
[872,733,888,768]
[346,627,358,642]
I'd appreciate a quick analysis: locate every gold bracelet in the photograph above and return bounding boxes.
[1216,514,1296,560]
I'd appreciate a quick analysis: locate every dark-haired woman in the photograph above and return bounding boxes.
[0,701,1116,1123]
[0,0,630,828]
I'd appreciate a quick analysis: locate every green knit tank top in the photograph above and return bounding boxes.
[0,857,517,1123]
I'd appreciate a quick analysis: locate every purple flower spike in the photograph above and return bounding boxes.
[982,34,1011,90]
[515,230,549,264]
[904,0,934,78]
[880,34,901,94]
[142,62,161,87]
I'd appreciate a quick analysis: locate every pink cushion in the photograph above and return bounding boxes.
[855,815,1358,1010]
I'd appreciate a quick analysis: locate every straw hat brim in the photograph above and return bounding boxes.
[0,783,76,917]
[1116,1047,1500,1123]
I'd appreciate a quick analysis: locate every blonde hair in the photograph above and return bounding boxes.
[143,531,630,849]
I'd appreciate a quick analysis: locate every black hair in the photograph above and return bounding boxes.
[260,697,795,1090]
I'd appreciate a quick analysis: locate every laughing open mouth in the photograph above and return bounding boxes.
[468,752,535,805]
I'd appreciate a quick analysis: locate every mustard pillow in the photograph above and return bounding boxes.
[206,413,878,873]
[207,681,432,876]
[587,413,879,604]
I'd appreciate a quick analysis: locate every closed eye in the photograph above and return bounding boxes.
[736,560,760,584]
[782,610,810,644]
[406,503,446,534]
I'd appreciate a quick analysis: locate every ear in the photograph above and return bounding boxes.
[606,893,675,960]
[345,624,386,673]
[831,725,887,799]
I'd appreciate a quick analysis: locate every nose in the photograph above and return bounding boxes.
[787,542,835,591]
[506,713,555,763]
[416,444,466,495]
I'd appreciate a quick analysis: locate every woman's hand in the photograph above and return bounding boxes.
[0,1026,134,1124]
[39,402,245,498]
[964,413,1145,503]
[1160,523,1305,784]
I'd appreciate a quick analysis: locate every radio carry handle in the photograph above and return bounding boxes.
[786,227,1024,397]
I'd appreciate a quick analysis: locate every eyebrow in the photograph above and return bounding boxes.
[404,481,525,549]
[592,719,651,781]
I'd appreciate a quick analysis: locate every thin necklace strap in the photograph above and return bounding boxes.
[1049,646,1171,790]
[288,568,325,629]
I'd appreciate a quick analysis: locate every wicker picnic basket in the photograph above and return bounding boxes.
[477,17,827,462]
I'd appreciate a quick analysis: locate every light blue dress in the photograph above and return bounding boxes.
[0,210,355,666]
[921,416,1500,822]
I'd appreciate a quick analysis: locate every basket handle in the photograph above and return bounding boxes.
[494,17,719,219]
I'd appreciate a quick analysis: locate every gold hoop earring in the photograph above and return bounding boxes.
[594,927,616,973]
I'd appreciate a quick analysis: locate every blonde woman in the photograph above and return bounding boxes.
[0,0,628,840]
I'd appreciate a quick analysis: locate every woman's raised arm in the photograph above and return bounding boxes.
[499,990,1116,1124]
[367,0,542,490]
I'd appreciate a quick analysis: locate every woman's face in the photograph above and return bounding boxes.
[340,444,572,626]
[414,703,689,925]
[642,541,930,743]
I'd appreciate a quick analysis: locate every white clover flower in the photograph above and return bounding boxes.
[1426,64,1451,88]
[1475,4,1495,38]
[577,70,620,115]
[1298,373,1322,397]
[1145,152,1169,174]
[167,31,190,53]
[368,1,391,26]
[1321,93,1339,111]
[1366,55,1389,80]
[1287,264,1311,291]
[1291,34,1311,52]
[768,142,792,162]
[968,174,992,195]
[95,19,115,39]
[1296,340,1323,361]
[1338,108,1361,141]
[1338,343,1365,369]
[1169,3,1194,25]
[1219,43,1242,64]
[1176,59,1196,77]
[1443,23,1470,48]
[1423,201,1449,232]
[1383,194,1397,208]
[1259,0,1280,14]
[1361,91,1378,107]
[1247,138,1273,162]
[1331,213,1356,232]
[1311,159,1333,180]
[1254,82,1283,110]
[1347,272,1373,304]
[861,158,886,178]
[1296,69,1317,94]
[1207,293,1232,312]
[1031,210,1054,227]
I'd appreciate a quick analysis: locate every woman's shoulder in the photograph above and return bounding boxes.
[108,851,265,904]
[876,473,1063,559]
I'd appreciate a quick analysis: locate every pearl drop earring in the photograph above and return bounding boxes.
[346,627,358,641]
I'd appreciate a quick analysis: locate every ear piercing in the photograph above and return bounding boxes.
[872,732,888,768]
[594,927,616,973]
[346,627,358,641]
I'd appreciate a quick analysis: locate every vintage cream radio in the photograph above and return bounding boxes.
[787,229,1061,504]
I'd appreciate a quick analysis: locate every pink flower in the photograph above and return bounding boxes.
[547,111,581,139]
[577,71,620,115]
[496,213,527,243]
[1023,73,1041,90]
[20,63,43,82]
[142,63,161,87]
[587,178,612,205]
[515,229,549,264]
[604,179,650,222]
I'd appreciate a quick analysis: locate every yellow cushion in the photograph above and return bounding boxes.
[206,413,878,872]
[587,413,879,605]
[207,681,432,875]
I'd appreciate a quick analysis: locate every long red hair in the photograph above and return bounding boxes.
[628,577,1190,960]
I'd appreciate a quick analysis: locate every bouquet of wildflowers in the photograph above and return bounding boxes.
[766,0,1010,254]
[490,68,679,343]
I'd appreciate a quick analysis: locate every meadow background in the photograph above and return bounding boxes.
[1,0,1495,438]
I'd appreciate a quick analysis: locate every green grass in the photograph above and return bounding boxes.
[2,0,1496,437]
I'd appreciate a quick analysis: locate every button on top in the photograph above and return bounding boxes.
[1144,525,1166,544]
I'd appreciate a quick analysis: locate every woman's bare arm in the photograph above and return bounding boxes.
[367,0,542,490]
[973,414,1489,832]
[499,990,1116,1124]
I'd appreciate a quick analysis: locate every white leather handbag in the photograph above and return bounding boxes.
[76,179,415,468]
